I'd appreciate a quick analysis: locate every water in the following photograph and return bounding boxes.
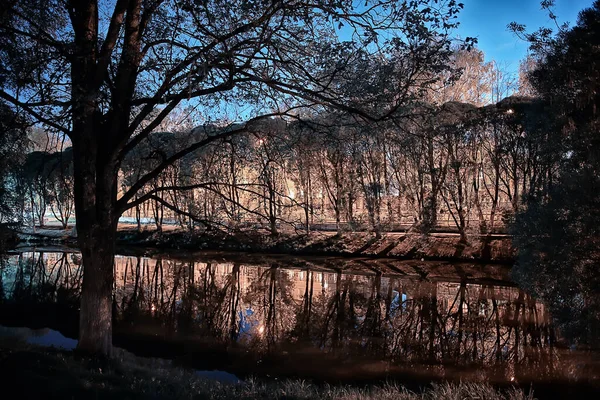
[0,248,598,391]
[0,325,77,350]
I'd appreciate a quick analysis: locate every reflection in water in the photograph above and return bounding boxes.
[0,325,77,350]
[0,251,598,386]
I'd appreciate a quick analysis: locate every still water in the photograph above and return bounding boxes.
[0,248,598,391]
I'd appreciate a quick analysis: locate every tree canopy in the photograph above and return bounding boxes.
[511,0,600,346]
[0,102,29,223]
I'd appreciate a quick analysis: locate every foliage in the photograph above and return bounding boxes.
[20,148,75,228]
[511,1,600,346]
[0,102,28,224]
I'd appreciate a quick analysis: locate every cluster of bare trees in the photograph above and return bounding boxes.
[4,50,551,248]
[0,126,75,229]
[118,94,553,244]
[10,95,553,247]
[19,149,74,229]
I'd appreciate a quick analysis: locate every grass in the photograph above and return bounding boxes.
[0,338,533,400]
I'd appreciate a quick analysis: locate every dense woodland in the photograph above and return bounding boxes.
[0,0,598,355]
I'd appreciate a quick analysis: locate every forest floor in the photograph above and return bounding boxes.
[14,225,515,263]
[0,338,531,400]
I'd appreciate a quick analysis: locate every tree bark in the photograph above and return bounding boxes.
[77,224,116,356]
[72,134,119,355]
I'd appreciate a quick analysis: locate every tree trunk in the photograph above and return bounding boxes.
[136,203,141,232]
[71,119,120,356]
[77,224,115,356]
[304,204,310,234]
[72,141,119,355]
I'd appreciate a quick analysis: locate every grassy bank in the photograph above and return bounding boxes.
[0,339,531,400]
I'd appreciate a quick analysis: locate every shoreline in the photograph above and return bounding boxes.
[12,226,516,264]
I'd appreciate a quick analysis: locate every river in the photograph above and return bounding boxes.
[0,247,598,396]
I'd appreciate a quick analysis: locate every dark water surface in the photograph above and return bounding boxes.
[1,247,598,395]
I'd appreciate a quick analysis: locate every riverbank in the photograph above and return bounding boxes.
[119,228,515,263]
[0,338,531,400]
[14,226,515,263]
[117,229,515,263]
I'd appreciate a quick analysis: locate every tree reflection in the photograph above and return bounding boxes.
[3,252,81,304]
[244,265,297,350]
[0,251,591,384]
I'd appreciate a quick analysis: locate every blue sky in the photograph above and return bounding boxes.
[456,0,595,72]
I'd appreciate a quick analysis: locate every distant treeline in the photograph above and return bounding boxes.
[6,95,554,245]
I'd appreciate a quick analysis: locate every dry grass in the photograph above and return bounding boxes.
[175,379,533,400]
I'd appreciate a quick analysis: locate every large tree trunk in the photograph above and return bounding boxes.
[69,0,131,356]
[77,223,116,355]
[72,132,119,355]
[71,112,120,356]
